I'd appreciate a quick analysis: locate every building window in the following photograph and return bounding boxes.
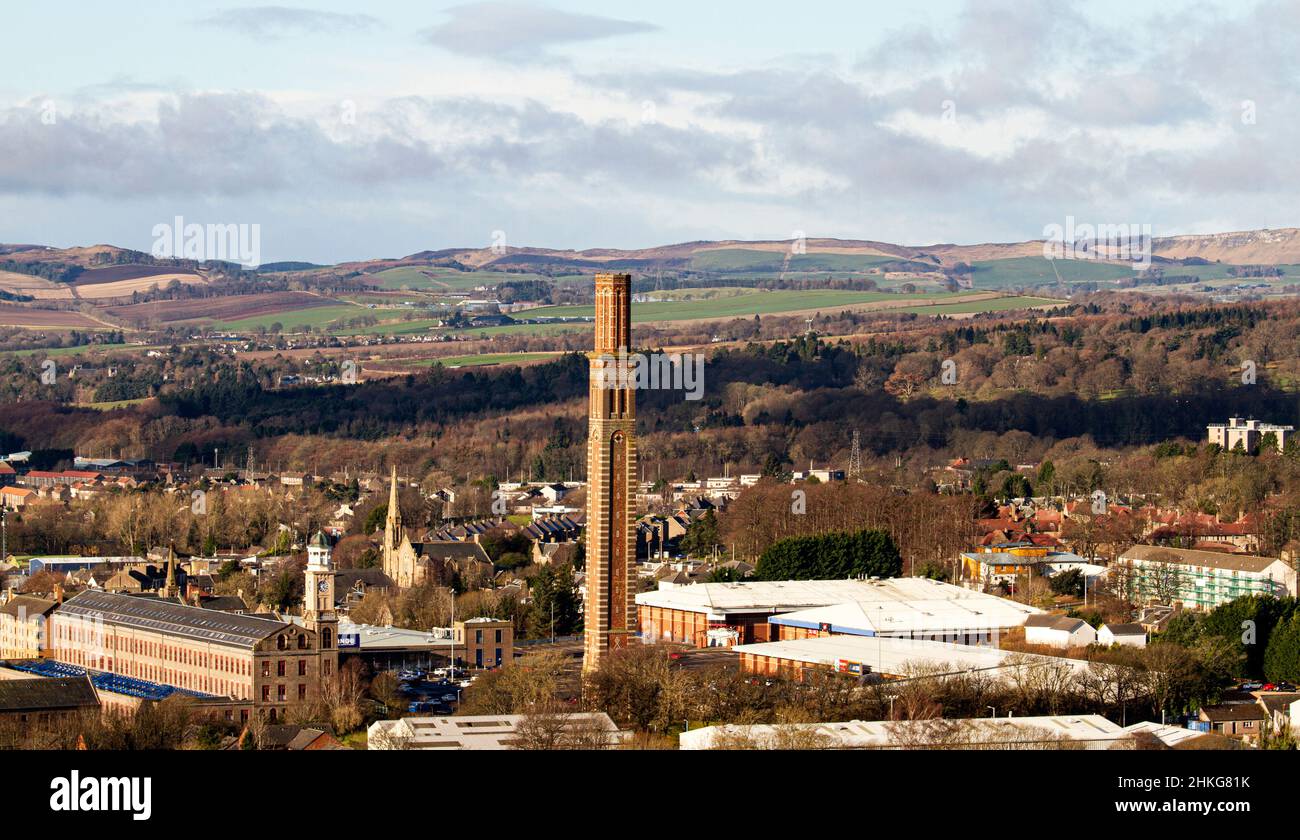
[277,635,287,650]
[298,684,306,701]
[277,685,286,702]
[322,628,332,649]
[298,660,306,676]
[495,629,502,644]
[297,634,306,650]
[261,686,270,702]
[277,660,286,677]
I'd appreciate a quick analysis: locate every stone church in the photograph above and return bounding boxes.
[380,466,493,589]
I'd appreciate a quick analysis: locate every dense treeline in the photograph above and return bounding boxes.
[755,528,902,580]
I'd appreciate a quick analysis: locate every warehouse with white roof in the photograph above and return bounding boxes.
[636,576,1041,647]
[731,634,1090,682]
[680,714,1127,750]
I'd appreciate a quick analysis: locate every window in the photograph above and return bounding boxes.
[495,629,502,644]
[298,684,307,701]
[298,660,306,676]
[475,630,483,644]
[277,685,286,702]
[297,634,306,650]
[261,686,270,702]
[322,628,332,648]
[277,660,286,677]
[277,635,287,651]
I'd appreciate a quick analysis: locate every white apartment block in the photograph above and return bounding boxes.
[1117,545,1297,611]
[1207,417,1294,453]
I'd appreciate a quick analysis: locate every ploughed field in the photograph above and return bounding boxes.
[106,291,339,325]
[0,304,107,329]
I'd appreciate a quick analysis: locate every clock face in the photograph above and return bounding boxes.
[318,580,329,593]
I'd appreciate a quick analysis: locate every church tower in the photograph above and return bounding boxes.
[304,530,338,680]
[583,272,638,672]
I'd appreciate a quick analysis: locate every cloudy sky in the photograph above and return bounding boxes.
[2,0,1298,263]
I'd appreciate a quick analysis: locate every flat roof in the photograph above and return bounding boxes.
[288,617,455,652]
[680,714,1125,750]
[635,576,1042,622]
[770,587,1040,636]
[733,635,1089,679]
[369,713,621,750]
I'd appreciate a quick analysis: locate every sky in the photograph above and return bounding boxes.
[2,0,1298,263]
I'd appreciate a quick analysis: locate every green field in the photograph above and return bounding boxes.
[0,343,171,358]
[1139,262,1300,281]
[524,289,972,322]
[970,257,1137,288]
[338,318,445,336]
[368,266,562,291]
[74,397,153,410]
[418,352,561,367]
[214,304,371,331]
[687,248,916,273]
[444,321,591,338]
[895,296,1066,316]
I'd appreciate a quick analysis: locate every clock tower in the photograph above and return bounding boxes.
[304,530,339,681]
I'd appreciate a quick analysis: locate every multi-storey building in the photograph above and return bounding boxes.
[1207,417,1294,452]
[1116,544,1297,610]
[454,617,512,669]
[47,531,339,722]
[0,594,56,658]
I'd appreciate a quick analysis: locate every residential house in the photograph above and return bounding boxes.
[1196,703,1267,741]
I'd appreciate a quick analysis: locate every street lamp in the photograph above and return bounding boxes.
[988,705,997,718]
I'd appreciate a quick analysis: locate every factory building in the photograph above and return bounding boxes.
[636,577,1041,648]
[732,634,1088,683]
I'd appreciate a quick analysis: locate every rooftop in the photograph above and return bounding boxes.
[0,674,100,712]
[368,712,622,750]
[769,585,1040,636]
[0,594,57,619]
[680,714,1126,750]
[60,590,291,648]
[635,576,1042,622]
[1119,544,1284,574]
[733,634,1089,679]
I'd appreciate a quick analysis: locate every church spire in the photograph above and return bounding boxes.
[383,464,402,554]
[162,544,179,600]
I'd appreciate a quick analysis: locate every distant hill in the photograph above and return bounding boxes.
[7,227,1300,279]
